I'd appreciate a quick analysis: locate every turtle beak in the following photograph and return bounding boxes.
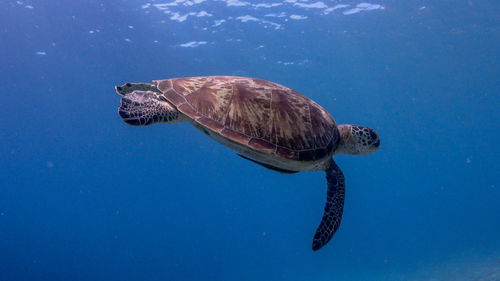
[115,85,127,96]
[115,86,122,95]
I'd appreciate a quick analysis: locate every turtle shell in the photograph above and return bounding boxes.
[155,76,338,162]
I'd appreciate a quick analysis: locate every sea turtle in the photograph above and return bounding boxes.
[116,76,380,251]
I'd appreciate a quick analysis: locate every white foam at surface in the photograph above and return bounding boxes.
[25,5,34,9]
[343,8,360,15]
[290,14,307,20]
[343,3,384,15]
[145,1,385,31]
[184,0,206,6]
[358,3,384,11]
[277,59,310,65]
[196,11,212,17]
[169,11,211,22]
[154,2,178,9]
[153,0,206,7]
[254,3,282,8]
[265,12,287,18]
[224,0,250,7]
[213,19,226,26]
[293,1,327,9]
[323,4,349,14]
[35,51,46,55]
[170,12,190,22]
[236,15,259,22]
[179,41,207,47]
[261,19,281,29]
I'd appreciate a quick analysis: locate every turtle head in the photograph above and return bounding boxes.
[335,124,380,155]
[118,90,182,126]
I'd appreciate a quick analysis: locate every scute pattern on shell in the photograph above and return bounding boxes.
[156,76,338,161]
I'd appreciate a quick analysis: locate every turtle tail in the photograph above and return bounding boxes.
[118,90,180,126]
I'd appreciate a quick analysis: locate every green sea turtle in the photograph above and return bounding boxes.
[116,76,380,251]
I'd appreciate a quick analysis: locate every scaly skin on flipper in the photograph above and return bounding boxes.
[312,159,345,251]
[118,90,182,125]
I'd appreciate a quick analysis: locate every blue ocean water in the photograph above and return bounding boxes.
[1,0,499,280]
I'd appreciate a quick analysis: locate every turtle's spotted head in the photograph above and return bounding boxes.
[335,124,380,155]
[118,90,182,126]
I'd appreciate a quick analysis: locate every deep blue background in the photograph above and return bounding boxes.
[1,1,499,280]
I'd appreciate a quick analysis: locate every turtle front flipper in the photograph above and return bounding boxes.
[118,90,183,126]
[312,159,345,251]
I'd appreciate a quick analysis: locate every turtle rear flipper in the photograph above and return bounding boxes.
[312,159,345,251]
